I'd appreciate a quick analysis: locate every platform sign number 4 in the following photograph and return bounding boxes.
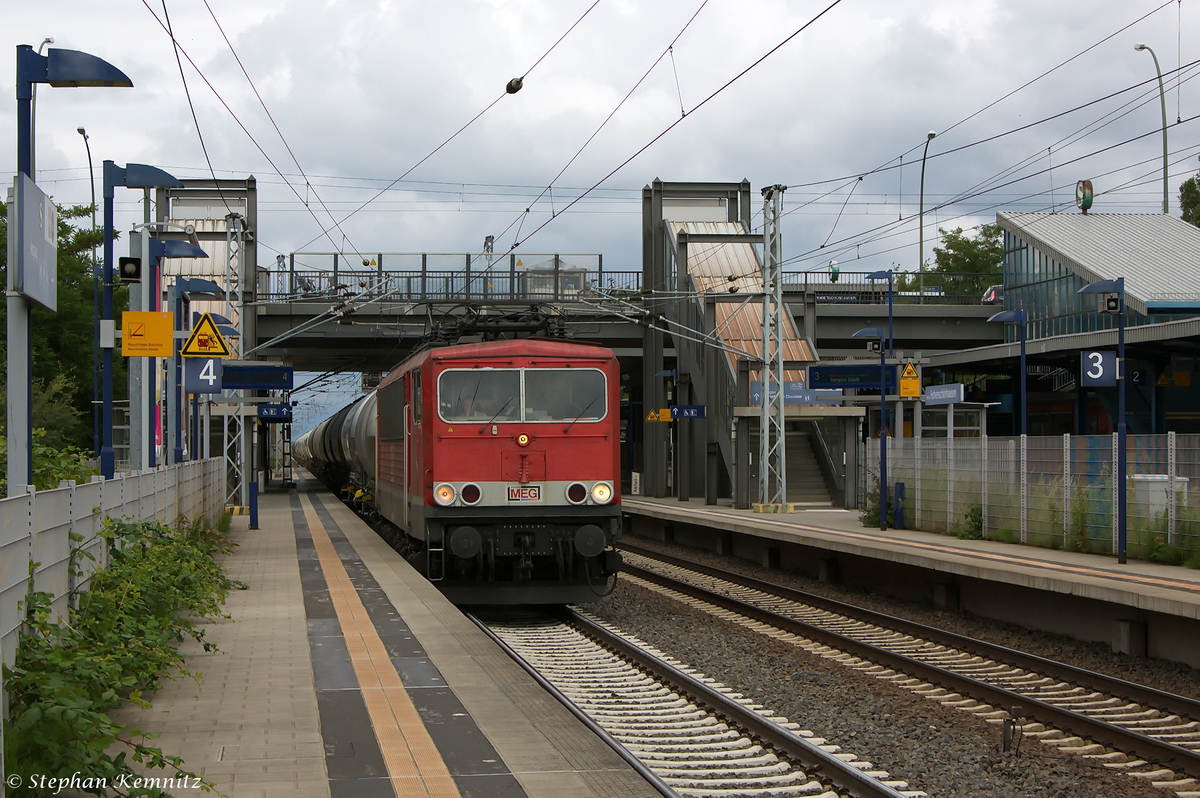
[184,357,223,394]
[1081,351,1117,387]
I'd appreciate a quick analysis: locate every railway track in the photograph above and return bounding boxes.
[472,608,926,798]
[620,543,1200,795]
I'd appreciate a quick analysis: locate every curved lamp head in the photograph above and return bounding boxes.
[852,327,885,339]
[986,309,1026,324]
[927,130,936,140]
[1077,278,1123,294]
[1134,42,1148,51]
[866,269,892,281]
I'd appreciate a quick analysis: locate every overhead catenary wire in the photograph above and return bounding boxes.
[141,0,363,258]
[199,0,363,259]
[450,0,845,296]
[293,0,604,252]
[159,0,235,215]
[486,0,711,251]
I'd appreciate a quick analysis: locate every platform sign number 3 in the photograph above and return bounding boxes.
[184,357,224,393]
[1081,351,1117,387]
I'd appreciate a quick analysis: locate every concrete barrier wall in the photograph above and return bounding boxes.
[0,459,224,675]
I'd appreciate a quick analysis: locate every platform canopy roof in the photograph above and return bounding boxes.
[996,212,1200,317]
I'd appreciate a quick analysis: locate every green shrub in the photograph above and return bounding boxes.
[4,517,239,795]
[991,527,1018,544]
[860,476,904,529]
[955,503,984,539]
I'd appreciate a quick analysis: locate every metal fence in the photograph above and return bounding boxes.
[875,432,1200,558]
[263,256,997,306]
[0,459,225,674]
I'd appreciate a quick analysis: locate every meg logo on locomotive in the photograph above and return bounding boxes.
[508,486,541,501]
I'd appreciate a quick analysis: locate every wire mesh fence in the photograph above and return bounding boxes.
[865,432,1200,562]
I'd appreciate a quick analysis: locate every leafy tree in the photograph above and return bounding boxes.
[1180,175,1200,226]
[0,200,126,449]
[900,224,1003,298]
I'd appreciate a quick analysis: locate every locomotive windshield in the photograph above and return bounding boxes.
[439,370,521,422]
[524,369,606,421]
[437,368,606,423]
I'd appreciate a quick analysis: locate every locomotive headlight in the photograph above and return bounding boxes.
[516,432,531,447]
[566,482,588,504]
[461,483,482,505]
[434,483,457,506]
[590,481,613,504]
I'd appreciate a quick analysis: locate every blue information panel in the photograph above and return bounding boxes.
[924,383,964,406]
[670,405,706,419]
[1081,351,1117,387]
[809,364,896,392]
[258,404,293,423]
[750,381,805,405]
[224,364,294,390]
[184,357,223,393]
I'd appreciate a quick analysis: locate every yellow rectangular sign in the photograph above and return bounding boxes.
[121,311,174,357]
[899,361,920,399]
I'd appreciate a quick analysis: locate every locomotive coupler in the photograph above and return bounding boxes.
[516,533,535,580]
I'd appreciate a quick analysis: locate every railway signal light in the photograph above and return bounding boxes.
[118,256,141,283]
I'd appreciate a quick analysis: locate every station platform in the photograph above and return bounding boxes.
[621,497,1200,668]
[111,475,661,798]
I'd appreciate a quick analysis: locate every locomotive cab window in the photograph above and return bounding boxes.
[411,368,422,425]
[439,370,521,422]
[524,369,606,421]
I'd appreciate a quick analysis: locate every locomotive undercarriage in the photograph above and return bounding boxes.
[335,477,622,604]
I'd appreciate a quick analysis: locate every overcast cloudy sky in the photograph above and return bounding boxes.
[7,0,1197,274]
[6,1,1197,428]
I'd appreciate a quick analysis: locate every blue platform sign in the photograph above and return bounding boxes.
[1081,351,1117,387]
[924,383,964,406]
[258,403,293,422]
[184,357,223,393]
[670,405,706,419]
[223,363,294,391]
[750,381,806,405]
[809,364,896,392]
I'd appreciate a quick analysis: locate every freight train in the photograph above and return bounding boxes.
[293,337,623,604]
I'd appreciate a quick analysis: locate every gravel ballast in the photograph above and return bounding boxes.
[583,535,1192,797]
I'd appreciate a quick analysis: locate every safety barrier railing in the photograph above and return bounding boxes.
[0,459,225,674]
[260,257,996,306]
[872,432,1200,561]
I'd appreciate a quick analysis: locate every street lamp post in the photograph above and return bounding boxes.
[78,128,99,458]
[101,162,186,478]
[853,325,890,531]
[918,131,936,299]
[1079,278,1127,563]
[10,45,131,494]
[986,309,1027,436]
[1135,43,1169,214]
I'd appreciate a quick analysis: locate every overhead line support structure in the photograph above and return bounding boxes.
[760,184,788,508]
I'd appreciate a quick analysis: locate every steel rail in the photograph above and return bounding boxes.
[619,553,1200,779]
[564,608,912,798]
[620,543,1200,722]
[466,612,680,798]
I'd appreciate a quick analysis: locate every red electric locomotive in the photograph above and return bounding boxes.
[296,338,623,604]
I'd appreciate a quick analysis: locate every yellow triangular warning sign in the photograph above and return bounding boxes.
[1157,373,1170,386]
[901,362,919,379]
[646,410,659,421]
[181,313,232,358]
